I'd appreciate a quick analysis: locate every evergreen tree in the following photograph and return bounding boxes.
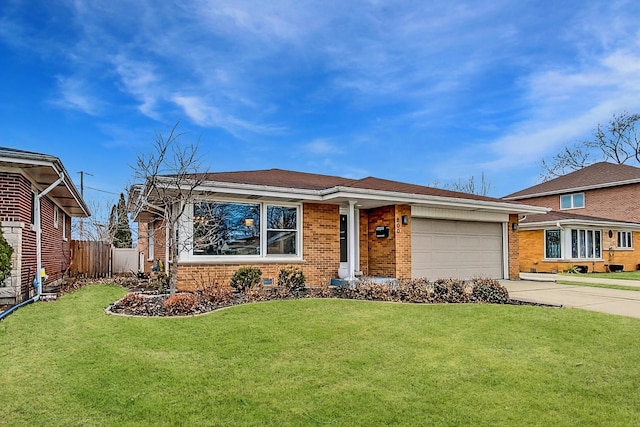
[113,193,132,248]
[0,227,13,286]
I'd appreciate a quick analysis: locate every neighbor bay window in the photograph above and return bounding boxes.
[192,201,299,257]
[571,229,601,259]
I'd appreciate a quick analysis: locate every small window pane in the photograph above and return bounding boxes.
[267,230,297,255]
[560,195,572,209]
[545,230,561,258]
[595,231,601,257]
[573,193,584,208]
[267,206,297,229]
[571,230,578,258]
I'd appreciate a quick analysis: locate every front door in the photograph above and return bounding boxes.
[339,213,348,270]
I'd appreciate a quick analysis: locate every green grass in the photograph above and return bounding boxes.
[2,284,640,426]
[561,271,640,280]
[557,280,640,292]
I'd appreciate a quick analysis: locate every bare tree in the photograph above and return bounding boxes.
[72,196,116,242]
[433,172,494,196]
[130,122,206,293]
[541,112,640,180]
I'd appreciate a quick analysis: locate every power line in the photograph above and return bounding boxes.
[85,185,119,195]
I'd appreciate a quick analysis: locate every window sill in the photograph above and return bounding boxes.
[179,256,304,265]
[611,247,633,251]
[542,258,604,262]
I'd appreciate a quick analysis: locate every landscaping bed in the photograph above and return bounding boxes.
[107,277,547,317]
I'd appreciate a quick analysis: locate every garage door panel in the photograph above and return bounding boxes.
[411,218,503,279]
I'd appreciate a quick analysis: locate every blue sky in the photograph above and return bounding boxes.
[2,0,640,217]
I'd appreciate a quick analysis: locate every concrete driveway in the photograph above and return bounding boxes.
[501,280,640,319]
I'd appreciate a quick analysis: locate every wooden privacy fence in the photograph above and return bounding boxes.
[70,240,111,278]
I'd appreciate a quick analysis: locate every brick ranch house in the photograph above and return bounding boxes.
[504,162,640,273]
[130,169,546,290]
[0,147,89,304]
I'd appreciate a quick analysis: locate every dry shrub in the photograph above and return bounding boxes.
[471,278,509,304]
[117,292,146,308]
[162,293,200,315]
[396,278,433,303]
[243,285,271,303]
[306,282,334,298]
[198,283,234,305]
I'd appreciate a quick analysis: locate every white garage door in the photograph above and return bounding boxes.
[411,218,503,279]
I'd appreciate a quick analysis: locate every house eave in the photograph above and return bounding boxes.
[146,178,549,216]
[0,148,90,218]
[519,219,640,230]
[504,178,640,201]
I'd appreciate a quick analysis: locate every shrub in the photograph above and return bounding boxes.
[118,292,146,308]
[471,278,509,304]
[277,266,306,292]
[198,283,234,305]
[162,293,200,315]
[243,286,271,303]
[396,278,433,303]
[306,282,334,299]
[230,267,262,292]
[0,228,13,287]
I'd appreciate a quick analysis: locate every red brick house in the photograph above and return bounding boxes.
[131,169,545,290]
[503,162,640,273]
[0,147,90,304]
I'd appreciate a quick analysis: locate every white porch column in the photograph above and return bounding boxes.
[348,200,357,281]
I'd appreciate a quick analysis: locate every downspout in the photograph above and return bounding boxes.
[35,171,66,299]
[2,171,65,320]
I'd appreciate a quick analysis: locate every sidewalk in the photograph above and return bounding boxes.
[502,277,640,319]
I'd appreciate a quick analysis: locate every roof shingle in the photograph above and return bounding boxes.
[504,162,640,199]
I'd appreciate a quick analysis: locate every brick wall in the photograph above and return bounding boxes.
[363,204,411,279]
[517,183,640,222]
[0,172,71,300]
[519,228,640,273]
[508,214,519,279]
[175,203,340,290]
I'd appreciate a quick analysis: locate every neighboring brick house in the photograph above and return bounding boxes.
[503,162,640,273]
[0,147,89,304]
[130,169,545,290]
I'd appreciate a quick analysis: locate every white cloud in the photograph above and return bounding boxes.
[303,139,341,155]
[52,76,102,115]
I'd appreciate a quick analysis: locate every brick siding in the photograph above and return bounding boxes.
[517,183,640,222]
[0,172,71,301]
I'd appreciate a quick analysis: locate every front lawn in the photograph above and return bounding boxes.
[1,284,639,426]
[562,271,640,280]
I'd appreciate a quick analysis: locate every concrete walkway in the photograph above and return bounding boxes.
[501,278,640,319]
[519,272,640,288]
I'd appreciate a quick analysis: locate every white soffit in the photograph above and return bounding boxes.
[411,206,509,223]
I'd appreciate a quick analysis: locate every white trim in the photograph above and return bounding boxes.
[156,177,548,216]
[520,220,640,230]
[502,222,509,279]
[412,206,509,222]
[180,198,303,263]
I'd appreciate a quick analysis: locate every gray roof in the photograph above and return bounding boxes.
[504,162,640,200]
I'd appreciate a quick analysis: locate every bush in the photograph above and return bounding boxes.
[244,286,271,303]
[197,283,234,305]
[230,267,262,292]
[0,228,13,287]
[306,283,334,299]
[396,278,433,303]
[471,278,509,304]
[162,293,200,315]
[277,266,306,292]
[118,292,146,308]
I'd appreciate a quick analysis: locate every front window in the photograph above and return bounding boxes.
[193,202,261,256]
[560,193,585,210]
[192,201,300,258]
[545,229,561,258]
[54,206,59,228]
[266,205,297,255]
[618,231,633,249]
[571,229,601,259]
